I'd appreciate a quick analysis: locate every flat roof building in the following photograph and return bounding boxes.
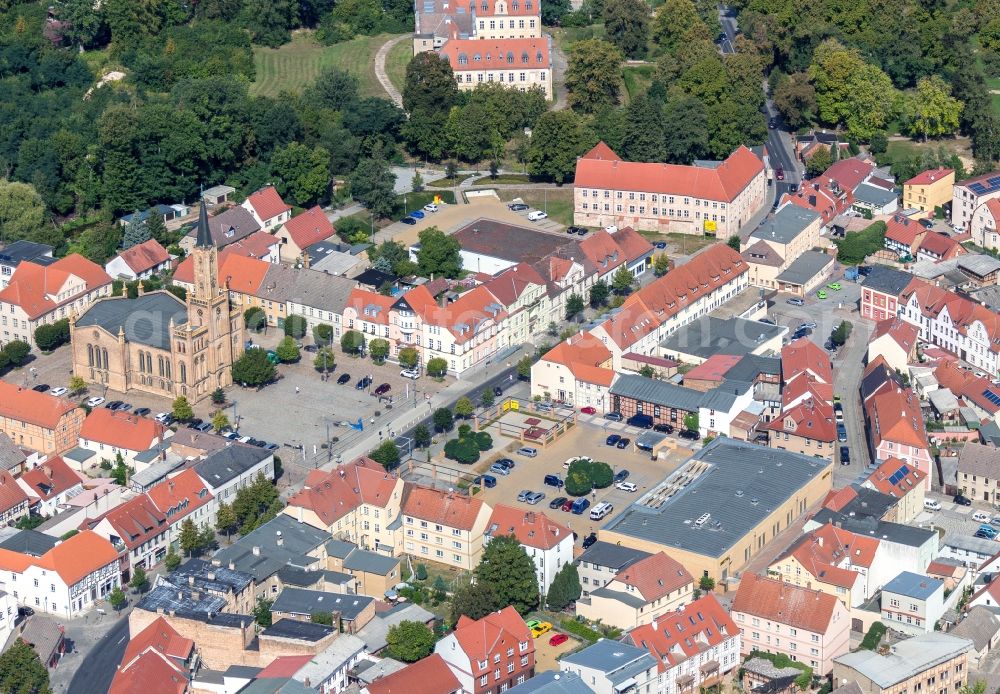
[833,633,972,694]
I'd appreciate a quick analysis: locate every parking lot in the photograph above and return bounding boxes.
[471,423,693,544]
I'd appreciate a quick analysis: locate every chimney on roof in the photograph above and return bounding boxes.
[188,575,195,586]
[252,546,261,556]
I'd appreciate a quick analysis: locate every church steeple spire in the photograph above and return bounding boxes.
[195,197,213,249]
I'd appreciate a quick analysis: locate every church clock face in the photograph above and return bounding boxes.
[197,309,204,319]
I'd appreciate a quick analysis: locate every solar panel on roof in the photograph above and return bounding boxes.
[989,176,1000,189]
[971,183,988,195]
[983,389,1000,407]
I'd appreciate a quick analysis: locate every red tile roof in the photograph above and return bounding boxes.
[575,143,764,202]
[282,206,336,250]
[934,360,1000,415]
[286,457,399,526]
[784,522,880,580]
[864,456,927,498]
[905,167,953,186]
[626,594,738,671]
[612,552,693,602]
[917,232,965,259]
[473,0,539,15]
[539,333,615,387]
[486,505,572,550]
[767,399,836,442]
[79,408,166,452]
[121,616,194,668]
[146,468,213,523]
[732,573,842,633]
[0,381,79,429]
[822,157,875,192]
[345,289,396,325]
[872,318,918,355]
[245,186,291,222]
[866,386,929,450]
[400,284,508,344]
[365,653,461,694]
[403,486,486,530]
[581,142,619,161]
[452,606,532,663]
[19,456,82,501]
[116,239,170,275]
[228,231,281,260]
[0,530,119,586]
[684,354,742,383]
[85,494,167,550]
[0,471,28,514]
[173,249,270,294]
[822,486,858,513]
[885,214,923,249]
[781,338,833,386]
[0,254,112,319]
[256,654,313,679]
[109,649,189,694]
[440,38,550,71]
[782,181,849,224]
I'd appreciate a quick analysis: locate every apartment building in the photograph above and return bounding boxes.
[903,168,954,213]
[530,333,615,408]
[484,505,573,594]
[574,142,767,236]
[732,573,850,675]
[766,399,837,462]
[953,170,1000,230]
[471,0,542,39]
[401,486,492,571]
[957,442,1000,503]
[560,640,658,694]
[0,254,112,348]
[971,199,1000,251]
[440,38,553,99]
[77,408,169,466]
[833,633,971,694]
[17,456,83,517]
[0,381,86,455]
[574,541,651,598]
[880,571,946,636]
[435,606,534,694]
[861,457,927,523]
[867,318,919,374]
[146,468,215,550]
[860,266,917,322]
[865,385,934,490]
[84,494,169,582]
[240,185,292,230]
[742,204,823,290]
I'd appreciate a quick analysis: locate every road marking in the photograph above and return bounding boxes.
[117,635,127,645]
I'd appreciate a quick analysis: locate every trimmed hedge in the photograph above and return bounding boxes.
[559,618,601,643]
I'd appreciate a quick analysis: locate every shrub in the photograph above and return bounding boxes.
[427,357,447,377]
[313,323,334,345]
[415,563,428,581]
[244,306,266,331]
[559,618,602,643]
[589,461,613,488]
[284,314,307,339]
[474,431,493,451]
[444,437,480,464]
[860,621,887,650]
[565,460,593,497]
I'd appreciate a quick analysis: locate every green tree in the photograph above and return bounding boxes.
[0,180,46,246]
[314,346,336,371]
[244,307,266,332]
[350,155,397,219]
[283,314,307,339]
[546,562,582,610]
[398,347,419,369]
[699,575,715,591]
[474,535,539,614]
[527,111,598,183]
[412,171,425,192]
[0,639,51,694]
[172,395,194,422]
[639,365,656,378]
[108,586,127,612]
[61,0,104,49]
[604,0,649,59]
[232,349,277,387]
[565,292,585,320]
[806,146,834,177]
[341,330,366,355]
[216,502,238,540]
[2,341,30,366]
[121,214,151,250]
[403,52,460,114]
[232,472,282,534]
[164,547,181,571]
[726,235,741,251]
[130,566,149,593]
[275,336,301,363]
[370,439,401,468]
[271,142,331,206]
[368,240,412,277]
[903,75,963,141]
[516,356,533,379]
[253,597,274,627]
[653,254,671,276]
[179,518,201,557]
[450,583,497,623]
[684,412,699,431]
[68,376,87,396]
[369,338,390,364]
[621,95,665,163]
[313,323,334,345]
[34,320,70,352]
[454,396,475,419]
[612,265,635,294]
[566,40,624,114]
[652,0,701,51]
[773,72,817,131]
[433,407,454,432]
[427,357,448,377]
[211,388,226,405]
[311,611,334,626]
[111,452,132,486]
[481,388,496,407]
[145,209,168,244]
[414,424,432,449]
[416,227,463,278]
[663,94,710,164]
[542,0,571,24]
[211,410,231,433]
[589,280,610,307]
[386,621,436,662]
[832,320,853,345]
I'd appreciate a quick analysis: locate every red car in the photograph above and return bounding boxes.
[549,633,569,646]
[561,499,574,512]
[580,406,597,415]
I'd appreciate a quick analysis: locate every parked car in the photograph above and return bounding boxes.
[527,211,548,222]
[474,474,497,488]
[133,407,151,417]
[567,226,586,235]
[489,463,511,476]
[775,167,785,180]
[581,532,598,549]
[827,282,842,291]
[337,373,351,385]
[654,241,667,249]
[525,491,545,505]
[604,411,623,422]
[517,490,533,502]
[409,210,425,219]
[424,203,439,212]
[517,446,538,457]
[264,443,279,451]
[589,502,614,520]
[508,202,529,211]
[839,446,850,465]
[653,422,674,434]
[493,386,503,397]
[679,429,700,441]
[616,481,638,492]
[544,474,564,488]
[104,400,123,409]
[400,216,417,225]
[192,422,213,432]
[786,297,805,306]
[154,412,173,424]
[603,225,618,233]
[799,322,818,330]
[400,368,420,379]
[606,434,622,446]
[626,413,653,429]
[529,621,552,638]
[834,402,844,422]
[614,469,630,483]
[85,396,106,408]
[355,376,372,390]
[549,496,567,509]
[222,431,240,440]
[923,499,942,511]
[817,290,828,299]
[975,529,996,540]
[495,458,515,470]
[615,438,630,449]
[580,406,597,415]
[974,511,992,523]
[955,494,973,506]
[374,383,391,396]
[31,384,49,393]
[571,498,590,515]
[549,633,569,646]
[48,387,67,397]
[836,422,847,442]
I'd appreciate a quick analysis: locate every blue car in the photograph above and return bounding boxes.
[409,210,425,219]
[401,216,417,225]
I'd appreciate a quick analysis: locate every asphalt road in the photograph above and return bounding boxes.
[67,616,129,694]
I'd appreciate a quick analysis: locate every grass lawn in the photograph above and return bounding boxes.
[392,190,457,220]
[549,24,607,52]
[495,187,574,226]
[385,37,413,96]
[635,230,720,254]
[428,175,475,188]
[485,173,532,184]
[623,64,655,102]
[250,31,404,99]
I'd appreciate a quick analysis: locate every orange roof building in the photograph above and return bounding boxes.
[531,333,615,409]
[105,239,172,281]
[274,206,336,262]
[732,573,850,675]
[145,468,213,529]
[904,168,954,213]
[868,318,919,373]
[402,486,492,571]
[241,185,292,229]
[0,530,120,619]
[434,606,533,694]
[485,504,573,592]
[110,617,194,694]
[0,254,113,346]
[865,386,933,491]
[766,399,837,462]
[84,494,169,576]
[79,408,168,459]
[574,143,767,237]
[0,470,30,526]
[17,456,84,515]
[365,653,461,694]
[862,457,927,523]
[438,38,552,99]
[0,381,86,456]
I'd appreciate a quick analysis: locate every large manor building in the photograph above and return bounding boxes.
[69,204,244,403]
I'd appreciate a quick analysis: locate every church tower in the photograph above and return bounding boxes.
[191,202,220,308]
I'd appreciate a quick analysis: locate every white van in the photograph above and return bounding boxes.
[527,211,548,222]
[589,502,614,520]
[923,499,941,511]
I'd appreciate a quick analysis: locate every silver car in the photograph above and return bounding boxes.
[517,446,538,457]
[517,490,533,502]
[525,491,546,505]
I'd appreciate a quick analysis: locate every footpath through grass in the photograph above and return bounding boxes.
[385,37,413,96]
[250,31,405,98]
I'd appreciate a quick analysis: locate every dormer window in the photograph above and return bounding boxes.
[458,53,468,64]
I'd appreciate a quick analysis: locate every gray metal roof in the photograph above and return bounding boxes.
[239,678,314,694]
[161,558,253,594]
[63,447,96,464]
[951,605,1000,651]
[136,584,228,615]
[883,571,943,600]
[0,240,52,266]
[325,539,355,558]
[193,444,271,490]
[809,511,936,548]
[833,633,971,688]
[287,268,356,314]
[262,618,336,642]
[129,456,186,491]
[775,251,834,286]
[0,433,26,472]
[357,603,436,652]
[587,586,648,608]
[213,515,328,581]
[576,541,651,571]
[726,354,781,381]
[610,375,706,412]
[507,672,593,694]
[561,639,657,682]
[958,253,1000,277]
[342,548,399,575]
[271,587,374,621]
[750,205,821,245]
[602,438,831,558]
[854,183,898,206]
[660,317,785,360]
[0,530,57,557]
[862,265,915,295]
[75,292,188,350]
